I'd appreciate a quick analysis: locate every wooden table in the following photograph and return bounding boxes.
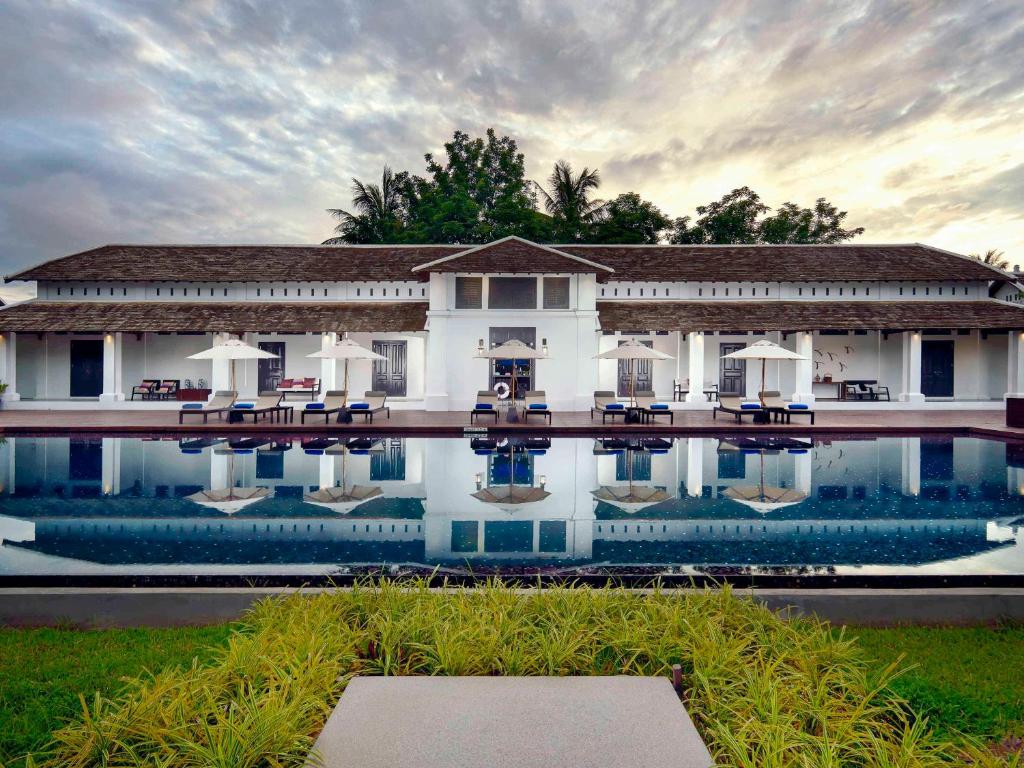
[176,388,212,402]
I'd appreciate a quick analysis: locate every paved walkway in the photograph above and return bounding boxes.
[308,676,713,768]
[0,406,1020,438]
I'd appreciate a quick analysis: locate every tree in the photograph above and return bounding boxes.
[587,192,672,244]
[536,160,603,242]
[669,186,767,244]
[969,249,1010,271]
[323,166,405,244]
[669,186,864,244]
[760,199,864,244]
[401,129,550,244]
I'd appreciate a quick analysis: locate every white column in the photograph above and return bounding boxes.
[319,453,336,489]
[0,437,13,496]
[320,332,338,392]
[792,331,815,404]
[899,330,925,403]
[0,332,19,401]
[101,437,121,495]
[573,318,600,410]
[424,313,449,411]
[684,332,706,403]
[210,450,230,490]
[794,448,812,495]
[211,332,232,392]
[685,437,703,496]
[1006,330,1024,398]
[901,437,921,496]
[99,332,124,403]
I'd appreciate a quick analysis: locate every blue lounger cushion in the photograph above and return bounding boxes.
[649,403,669,410]
[474,449,494,455]
[232,449,254,454]
[181,403,204,409]
[349,402,369,409]
[789,448,809,454]
[528,403,548,410]
[605,403,624,410]
[305,402,326,409]
[181,448,203,454]
[648,449,669,454]
[232,402,255,409]
[740,402,762,410]
[528,449,547,455]
[349,449,369,455]
[304,449,324,455]
[475,403,493,410]
[787,403,810,410]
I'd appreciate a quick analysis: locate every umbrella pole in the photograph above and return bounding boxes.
[760,359,766,405]
[507,360,519,423]
[343,359,349,406]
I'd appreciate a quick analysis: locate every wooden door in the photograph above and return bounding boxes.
[719,342,746,396]
[921,340,954,397]
[69,339,103,397]
[258,342,285,392]
[616,340,653,397]
[372,340,407,397]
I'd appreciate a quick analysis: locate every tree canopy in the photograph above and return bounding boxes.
[325,130,865,246]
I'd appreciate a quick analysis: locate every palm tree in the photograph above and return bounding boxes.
[323,166,403,244]
[535,160,603,242]
[970,248,1011,271]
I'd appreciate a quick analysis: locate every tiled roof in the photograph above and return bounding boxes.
[8,245,463,282]
[411,237,614,274]
[8,240,1006,283]
[0,302,427,333]
[597,300,1024,331]
[562,244,1004,282]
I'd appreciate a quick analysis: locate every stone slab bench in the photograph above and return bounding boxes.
[308,675,714,768]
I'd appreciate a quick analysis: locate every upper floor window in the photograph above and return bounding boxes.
[489,277,536,309]
[455,276,483,309]
[543,277,570,309]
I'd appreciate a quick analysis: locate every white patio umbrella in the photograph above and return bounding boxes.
[475,338,549,422]
[187,486,272,515]
[304,485,384,514]
[721,339,807,406]
[188,338,278,393]
[307,338,386,406]
[591,484,671,514]
[594,339,674,406]
[722,446,807,513]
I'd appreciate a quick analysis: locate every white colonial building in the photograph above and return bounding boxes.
[2,236,1024,410]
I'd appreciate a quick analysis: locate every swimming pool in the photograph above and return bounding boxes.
[1,433,1022,585]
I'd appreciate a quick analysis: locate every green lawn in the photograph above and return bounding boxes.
[0,625,233,763]
[0,589,1021,767]
[852,625,1024,744]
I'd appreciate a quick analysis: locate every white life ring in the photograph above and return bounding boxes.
[493,382,511,399]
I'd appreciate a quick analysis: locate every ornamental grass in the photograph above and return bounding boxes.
[18,581,1020,767]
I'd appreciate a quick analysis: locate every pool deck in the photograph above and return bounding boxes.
[0,406,1022,439]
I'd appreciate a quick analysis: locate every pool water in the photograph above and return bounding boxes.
[0,434,1022,584]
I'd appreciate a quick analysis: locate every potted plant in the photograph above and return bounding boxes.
[0,381,7,409]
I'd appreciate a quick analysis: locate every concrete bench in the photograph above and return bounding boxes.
[308,676,714,768]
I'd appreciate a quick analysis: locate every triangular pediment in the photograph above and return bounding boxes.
[410,236,614,275]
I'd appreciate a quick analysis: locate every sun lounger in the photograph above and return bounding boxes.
[521,390,552,424]
[591,391,626,423]
[759,390,815,424]
[349,391,390,423]
[635,390,674,424]
[178,390,237,423]
[300,390,348,424]
[471,390,499,424]
[713,395,766,423]
[229,391,286,423]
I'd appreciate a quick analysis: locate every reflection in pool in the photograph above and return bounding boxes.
[0,434,1022,582]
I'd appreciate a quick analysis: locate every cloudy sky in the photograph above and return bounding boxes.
[1,0,1023,276]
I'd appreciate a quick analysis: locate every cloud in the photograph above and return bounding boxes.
[1,0,1024,272]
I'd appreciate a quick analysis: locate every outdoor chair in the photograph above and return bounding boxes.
[713,395,766,423]
[635,390,674,424]
[152,379,179,400]
[349,391,390,422]
[471,390,499,424]
[229,391,286,423]
[521,390,552,424]
[868,382,891,401]
[591,391,626,423]
[178,390,237,423]
[300,390,347,424]
[131,379,159,401]
[759,390,815,424]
